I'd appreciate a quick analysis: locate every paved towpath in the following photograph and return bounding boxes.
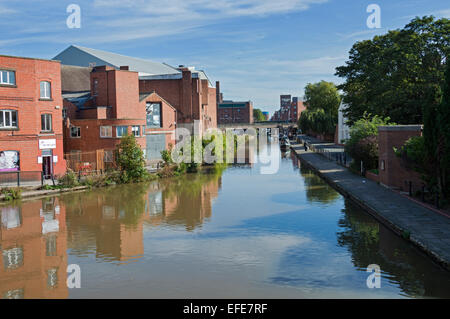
[291,143,450,271]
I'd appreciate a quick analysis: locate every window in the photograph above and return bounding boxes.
[40,81,52,99]
[0,70,15,85]
[2,247,23,270]
[62,108,67,119]
[100,126,112,138]
[70,126,80,138]
[116,126,128,137]
[41,114,52,132]
[132,125,140,137]
[93,79,99,96]
[0,110,18,128]
[104,150,114,163]
[146,103,161,128]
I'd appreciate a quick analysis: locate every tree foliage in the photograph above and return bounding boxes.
[253,108,266,122]
[345,114,393,171]
[299,81,341,135]
[336,16,450,125]
[116,134,149,183]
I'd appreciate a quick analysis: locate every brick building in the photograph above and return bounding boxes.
[62,64,177,168]
[216,81,253,124]
[54,45,216,135]
[0,55,66,179]
[378,125,423,192]
[270,95,304,123]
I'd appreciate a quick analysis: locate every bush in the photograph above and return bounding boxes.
[1,188,22,201]
[57,169,79,188]
[345,113,393,172]
[116,134,149,183]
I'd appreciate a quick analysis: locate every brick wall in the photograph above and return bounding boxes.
[0,55,66,176]
[378,125,423,192]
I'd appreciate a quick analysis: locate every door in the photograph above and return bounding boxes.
[146,134,166,161]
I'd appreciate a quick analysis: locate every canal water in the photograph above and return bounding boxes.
[1,140,450,299]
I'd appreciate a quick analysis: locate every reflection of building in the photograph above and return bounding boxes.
[0,198,68,299]
[0,55,66,178]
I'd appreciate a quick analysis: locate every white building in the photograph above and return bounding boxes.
[338,101,350,144]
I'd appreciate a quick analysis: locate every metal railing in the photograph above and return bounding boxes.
[0,171,46,187]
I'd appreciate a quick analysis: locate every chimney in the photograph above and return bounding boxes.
[216,81,223,104]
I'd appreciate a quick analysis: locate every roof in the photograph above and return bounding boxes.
[62,91,92,108]
[61,65,92,93]
[54,45,180,77]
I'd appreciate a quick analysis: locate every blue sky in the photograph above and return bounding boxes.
[0,0,449,115]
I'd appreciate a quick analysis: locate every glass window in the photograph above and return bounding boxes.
[0,70,15,85]
[100,126,112,138]
[2,247,24,270]
[47,268,58,288]
[116,126,128,137]
[70,126,80,138]
[104,150,114,163]
[132,125,140,137]
[62,108,67,119]
[40,81,51,99]
[146,103,161,128]
[41,114,52,132]
[0,110,18,128]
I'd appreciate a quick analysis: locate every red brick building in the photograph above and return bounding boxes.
[62,65,177,167]
[378,125,423,192]
[0,55,66,179]
[54,45,216,135]
[215,81,253,124]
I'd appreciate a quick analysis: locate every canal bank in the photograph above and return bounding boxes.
[290,143,450,271]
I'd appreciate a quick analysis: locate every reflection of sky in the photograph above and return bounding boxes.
[68,145,405,298]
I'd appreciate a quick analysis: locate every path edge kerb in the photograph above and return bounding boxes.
[293,148,450,272]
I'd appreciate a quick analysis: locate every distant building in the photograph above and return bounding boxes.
[54,45,216,135]
[262,112,269,121]
[216,81,253,124]
[336,102,350,144]
[0,55,66,179]
[271,95,305,122]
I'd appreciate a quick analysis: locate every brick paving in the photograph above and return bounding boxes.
[291,142,450,271]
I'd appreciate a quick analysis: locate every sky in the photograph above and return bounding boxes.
[0,0,449,115]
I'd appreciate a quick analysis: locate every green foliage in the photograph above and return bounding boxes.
[1,187,22,201]
[345,114,393,171]
[116,134,149,183]
[253,108,266,122]
[336,16,450,125]
[57,169,79,188]
[299,81,341,135]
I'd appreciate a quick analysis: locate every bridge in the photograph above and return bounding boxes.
[218,121,297,131]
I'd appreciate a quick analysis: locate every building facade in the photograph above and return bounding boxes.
[0,55,66,179]
[54,45,216,136]
[217,101,253,124]
[62,65,177,169]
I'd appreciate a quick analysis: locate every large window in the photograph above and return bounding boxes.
[70,126,81,138]
[132,125,140,137]
[0,70,15,85]
[40,81,52,99]
[0,110,18,128]
[100,126,112,138]
[146,103,161,128]
[41,114,52,132]
[116,126,128,137]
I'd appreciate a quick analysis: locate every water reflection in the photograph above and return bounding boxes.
[0,198,68,299]
[337,200,450,298]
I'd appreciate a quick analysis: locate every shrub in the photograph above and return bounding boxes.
[1,188,22,201]
[116,134,149,183]
[57,169,79,188]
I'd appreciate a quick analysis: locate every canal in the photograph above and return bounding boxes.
[1,140,450,298]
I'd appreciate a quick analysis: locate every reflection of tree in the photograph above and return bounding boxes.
[155,171,223,231]
[337,199,450,298]
[299,167,340,204]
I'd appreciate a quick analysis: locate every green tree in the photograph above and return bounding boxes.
[336,16,450,125]
[116,134,149,183]
[253,108,266,122]
[298,81,341,136]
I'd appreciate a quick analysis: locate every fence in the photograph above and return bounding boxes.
[0,171,45,187]
[64,149,117,173]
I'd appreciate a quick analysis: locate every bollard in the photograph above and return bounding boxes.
[17,171,20,187]
[436,193,440,209]
[421,185,425,202]
[409,181,412,197]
